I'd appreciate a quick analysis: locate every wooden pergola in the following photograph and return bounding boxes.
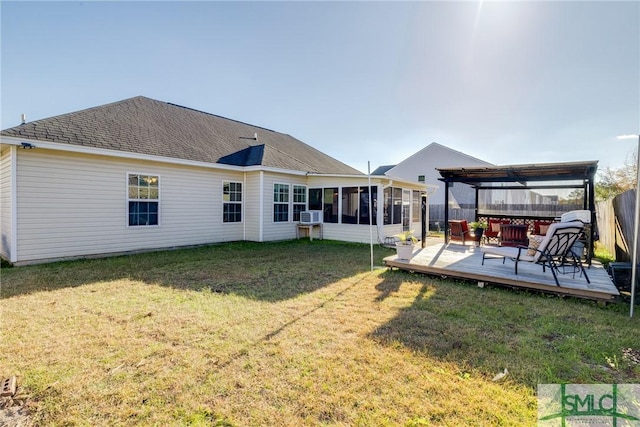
[437,160,598,259]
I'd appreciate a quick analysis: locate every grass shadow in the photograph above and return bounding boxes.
[370,269,640,388]
[1,240,396,302]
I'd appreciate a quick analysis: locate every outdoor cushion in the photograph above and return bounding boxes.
[491,222,501,233]
[527,235,545,256]
[539,224,550,235]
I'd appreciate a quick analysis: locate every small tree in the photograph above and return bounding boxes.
[596,149,637,201]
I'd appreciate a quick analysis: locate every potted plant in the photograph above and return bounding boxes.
[469,220,488,238]
[395,230,418,261]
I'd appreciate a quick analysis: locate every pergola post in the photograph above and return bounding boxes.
[475,186,479,222]
[444,181,450,243]
[587,174,596,264]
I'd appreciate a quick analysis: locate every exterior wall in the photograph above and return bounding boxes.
[0,147,14,261]
[243,171,263,242]
[261,171,308,241]
[14,148,245,264]
[386,143,492,206]
[6,146,429,264]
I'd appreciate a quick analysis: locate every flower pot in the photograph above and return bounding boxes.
[396,244,414,261]
[473,228,484,246]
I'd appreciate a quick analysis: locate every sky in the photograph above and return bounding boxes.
[1,1,639,176]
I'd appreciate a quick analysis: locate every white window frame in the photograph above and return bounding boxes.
[273,183,290,223]
[292,184,307,222]
[126,172,160,228]
[222,181,243,223]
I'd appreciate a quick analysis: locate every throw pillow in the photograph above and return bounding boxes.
[527,235,545,256]
[491,223,501,233]
[539,224,550,235]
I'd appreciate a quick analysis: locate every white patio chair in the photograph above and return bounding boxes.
[480,221,590,286]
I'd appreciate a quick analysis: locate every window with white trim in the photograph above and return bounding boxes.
[223,181,242,223]
[273,183,289,222]
[293,185,307,221]
[128,174,159,226]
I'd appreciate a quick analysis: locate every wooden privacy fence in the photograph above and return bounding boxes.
[596,189,637,263]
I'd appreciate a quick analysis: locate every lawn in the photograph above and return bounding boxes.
[1,240,638,426]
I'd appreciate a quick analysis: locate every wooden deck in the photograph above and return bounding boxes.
[383,241,619,301]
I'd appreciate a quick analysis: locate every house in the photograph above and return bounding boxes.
[373,142,493,228]
[0,96,426,265]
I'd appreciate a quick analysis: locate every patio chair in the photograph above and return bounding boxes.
[448,220,469,245]
[480,221,590,286]
[499,224,529,247]
[484,219,510,244]
[533,220,554,236]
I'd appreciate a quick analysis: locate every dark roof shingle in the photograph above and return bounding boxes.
[1,96,362,175]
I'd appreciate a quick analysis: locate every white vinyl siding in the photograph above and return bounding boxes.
[14,149,245,263]
[0,147,14,261]
[7,147,428,263]
[243,172,262,241]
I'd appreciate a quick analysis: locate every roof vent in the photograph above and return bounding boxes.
[254,132,258,141]
[21,114,26,125]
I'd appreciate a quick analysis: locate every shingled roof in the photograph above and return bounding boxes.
[1,96,362,175]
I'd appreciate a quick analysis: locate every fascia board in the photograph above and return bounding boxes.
[2,136,256,173]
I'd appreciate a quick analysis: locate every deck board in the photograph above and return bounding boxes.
[383,242,619,301]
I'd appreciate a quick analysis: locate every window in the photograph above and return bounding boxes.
[223,182,242,223]
[418,175,425,183]
[293,185,307,221]
[323,187,339,223]
[383,187,402,225]
[402,189,410,230]
[128,174,159,226]
[273,183,289,222]
[341,187,359,224]
[309,188,323,210]
[340,186,377,225]
[412,190,422,222]
[359,186,377,225]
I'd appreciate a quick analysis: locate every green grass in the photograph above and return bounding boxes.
[594,242,616,268]
[1,240,638,426]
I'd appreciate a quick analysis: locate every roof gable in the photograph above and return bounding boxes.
[1,96,362,175]
[390,142,493,172]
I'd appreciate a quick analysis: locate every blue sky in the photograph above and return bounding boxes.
[2,1,639,175]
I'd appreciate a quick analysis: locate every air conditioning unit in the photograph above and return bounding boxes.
[300,211,322,224]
